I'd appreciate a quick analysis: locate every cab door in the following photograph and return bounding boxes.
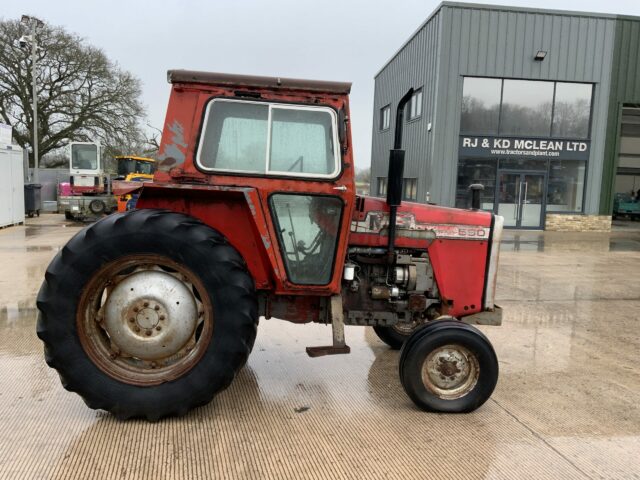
[264,104,352,290]
[193,96,354,294]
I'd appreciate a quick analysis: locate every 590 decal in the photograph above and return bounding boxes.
[352,212,489,240]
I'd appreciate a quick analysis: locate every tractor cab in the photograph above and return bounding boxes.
[116,156,157,179]
[69,141,104,195]
[114,156,156,212]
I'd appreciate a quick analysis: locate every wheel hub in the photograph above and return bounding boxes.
[422,344,479,399]
[103,270,198,361]
[135,307,160,330]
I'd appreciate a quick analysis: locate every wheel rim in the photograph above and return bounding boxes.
[421,344,479,399]
[392,320,420,336]
[77,254,214,386]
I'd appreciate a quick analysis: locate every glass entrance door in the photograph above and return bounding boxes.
[497,172,545,229]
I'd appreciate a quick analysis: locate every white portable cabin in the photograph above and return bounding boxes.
[0,143,25,228]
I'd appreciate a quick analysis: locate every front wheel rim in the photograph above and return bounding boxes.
[421,344,479,399]
[77,254,214,386]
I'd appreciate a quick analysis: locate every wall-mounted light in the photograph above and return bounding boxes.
[534,50,547,61]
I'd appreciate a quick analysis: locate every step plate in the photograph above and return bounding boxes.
[306,345,351,358]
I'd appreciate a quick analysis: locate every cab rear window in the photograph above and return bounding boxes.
[196,99,340,178]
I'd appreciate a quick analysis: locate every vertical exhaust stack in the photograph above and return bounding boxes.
[386,88,414,262]
[469,183,484,210]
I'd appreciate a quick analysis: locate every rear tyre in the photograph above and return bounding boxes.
[37,209,258,420]
[64,211,74,220]
[399,322,498,413]
[373,323,418,350]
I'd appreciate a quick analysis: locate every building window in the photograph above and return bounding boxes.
[403,178,418,201]
[461,77,501,135]
[552,83,592,139]
[500,79,554,137]
[460,77,593,139]
[455,159,497,210]
[377,177,387,196]
[380,105,391,131]
[547,160,586,212]
[408,88,423,121]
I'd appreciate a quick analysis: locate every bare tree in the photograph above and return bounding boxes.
[0,19,146,166]
[355,167,370,184]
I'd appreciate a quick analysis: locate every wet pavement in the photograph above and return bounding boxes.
[1,215,639,479]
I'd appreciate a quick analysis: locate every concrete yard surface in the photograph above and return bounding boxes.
[0,215,639,479]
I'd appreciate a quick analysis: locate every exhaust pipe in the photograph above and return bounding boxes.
[469,183,484,210]
[386,88,414,262]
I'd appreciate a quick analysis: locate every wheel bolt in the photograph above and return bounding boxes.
[150,362,157,369]
[129,317,135,323]
[109,352,117,359]
[156,326,161,331]
[154,305,160,311]
[145,330,152,336]
[134,326,140,333]
[133,307,139,312]
[159,315,165,321]
[143,301,149,307]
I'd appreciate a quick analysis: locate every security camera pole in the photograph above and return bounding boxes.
[21,15,43,183]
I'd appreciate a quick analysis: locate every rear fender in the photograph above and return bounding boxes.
[136,184,278,290]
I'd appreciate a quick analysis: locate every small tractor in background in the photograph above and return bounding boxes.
[613,192,640,220]
[58,142,117,220]
[38,70,504,421]
[114,156,156,212]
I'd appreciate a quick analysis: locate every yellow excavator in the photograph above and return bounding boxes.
[114,156,156,212]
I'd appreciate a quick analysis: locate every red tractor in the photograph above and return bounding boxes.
[37,70,504,420]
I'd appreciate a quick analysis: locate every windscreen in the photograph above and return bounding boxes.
[117,158,136,176]
[71,144,98,170]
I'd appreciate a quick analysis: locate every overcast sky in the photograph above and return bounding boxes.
[5,0,640,168]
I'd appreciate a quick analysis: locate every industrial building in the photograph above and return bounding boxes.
[370,2,640,230]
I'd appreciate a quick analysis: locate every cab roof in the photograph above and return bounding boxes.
[168,69,352,95]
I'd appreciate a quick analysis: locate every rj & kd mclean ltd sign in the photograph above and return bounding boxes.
[459,136,590,161]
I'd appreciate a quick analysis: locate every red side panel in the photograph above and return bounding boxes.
[349,196,491,317]
[426,239,489,317]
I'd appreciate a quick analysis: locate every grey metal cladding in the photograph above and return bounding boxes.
[371,9,442,202]
[372,2,618,213]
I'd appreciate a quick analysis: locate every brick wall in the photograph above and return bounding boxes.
[545,214,612,232]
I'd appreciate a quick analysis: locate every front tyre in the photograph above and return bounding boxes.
[37,209,258,420]
[399,322,498,413]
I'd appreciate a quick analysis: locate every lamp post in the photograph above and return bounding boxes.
[20,15,44,183]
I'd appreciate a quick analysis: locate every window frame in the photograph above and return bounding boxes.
[377,177,388,197]
[380,104,391,131]
[407,88,423,122]
[268,192,345,286]
[70,143,100,172]
[459,76,594,140]
[402,177,418,201]
[195,98,342,180]
[545,159,588,214]
[551,81,594,140]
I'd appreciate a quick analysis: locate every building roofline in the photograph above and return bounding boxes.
[374,2,446,79]
[374,1,640,79]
